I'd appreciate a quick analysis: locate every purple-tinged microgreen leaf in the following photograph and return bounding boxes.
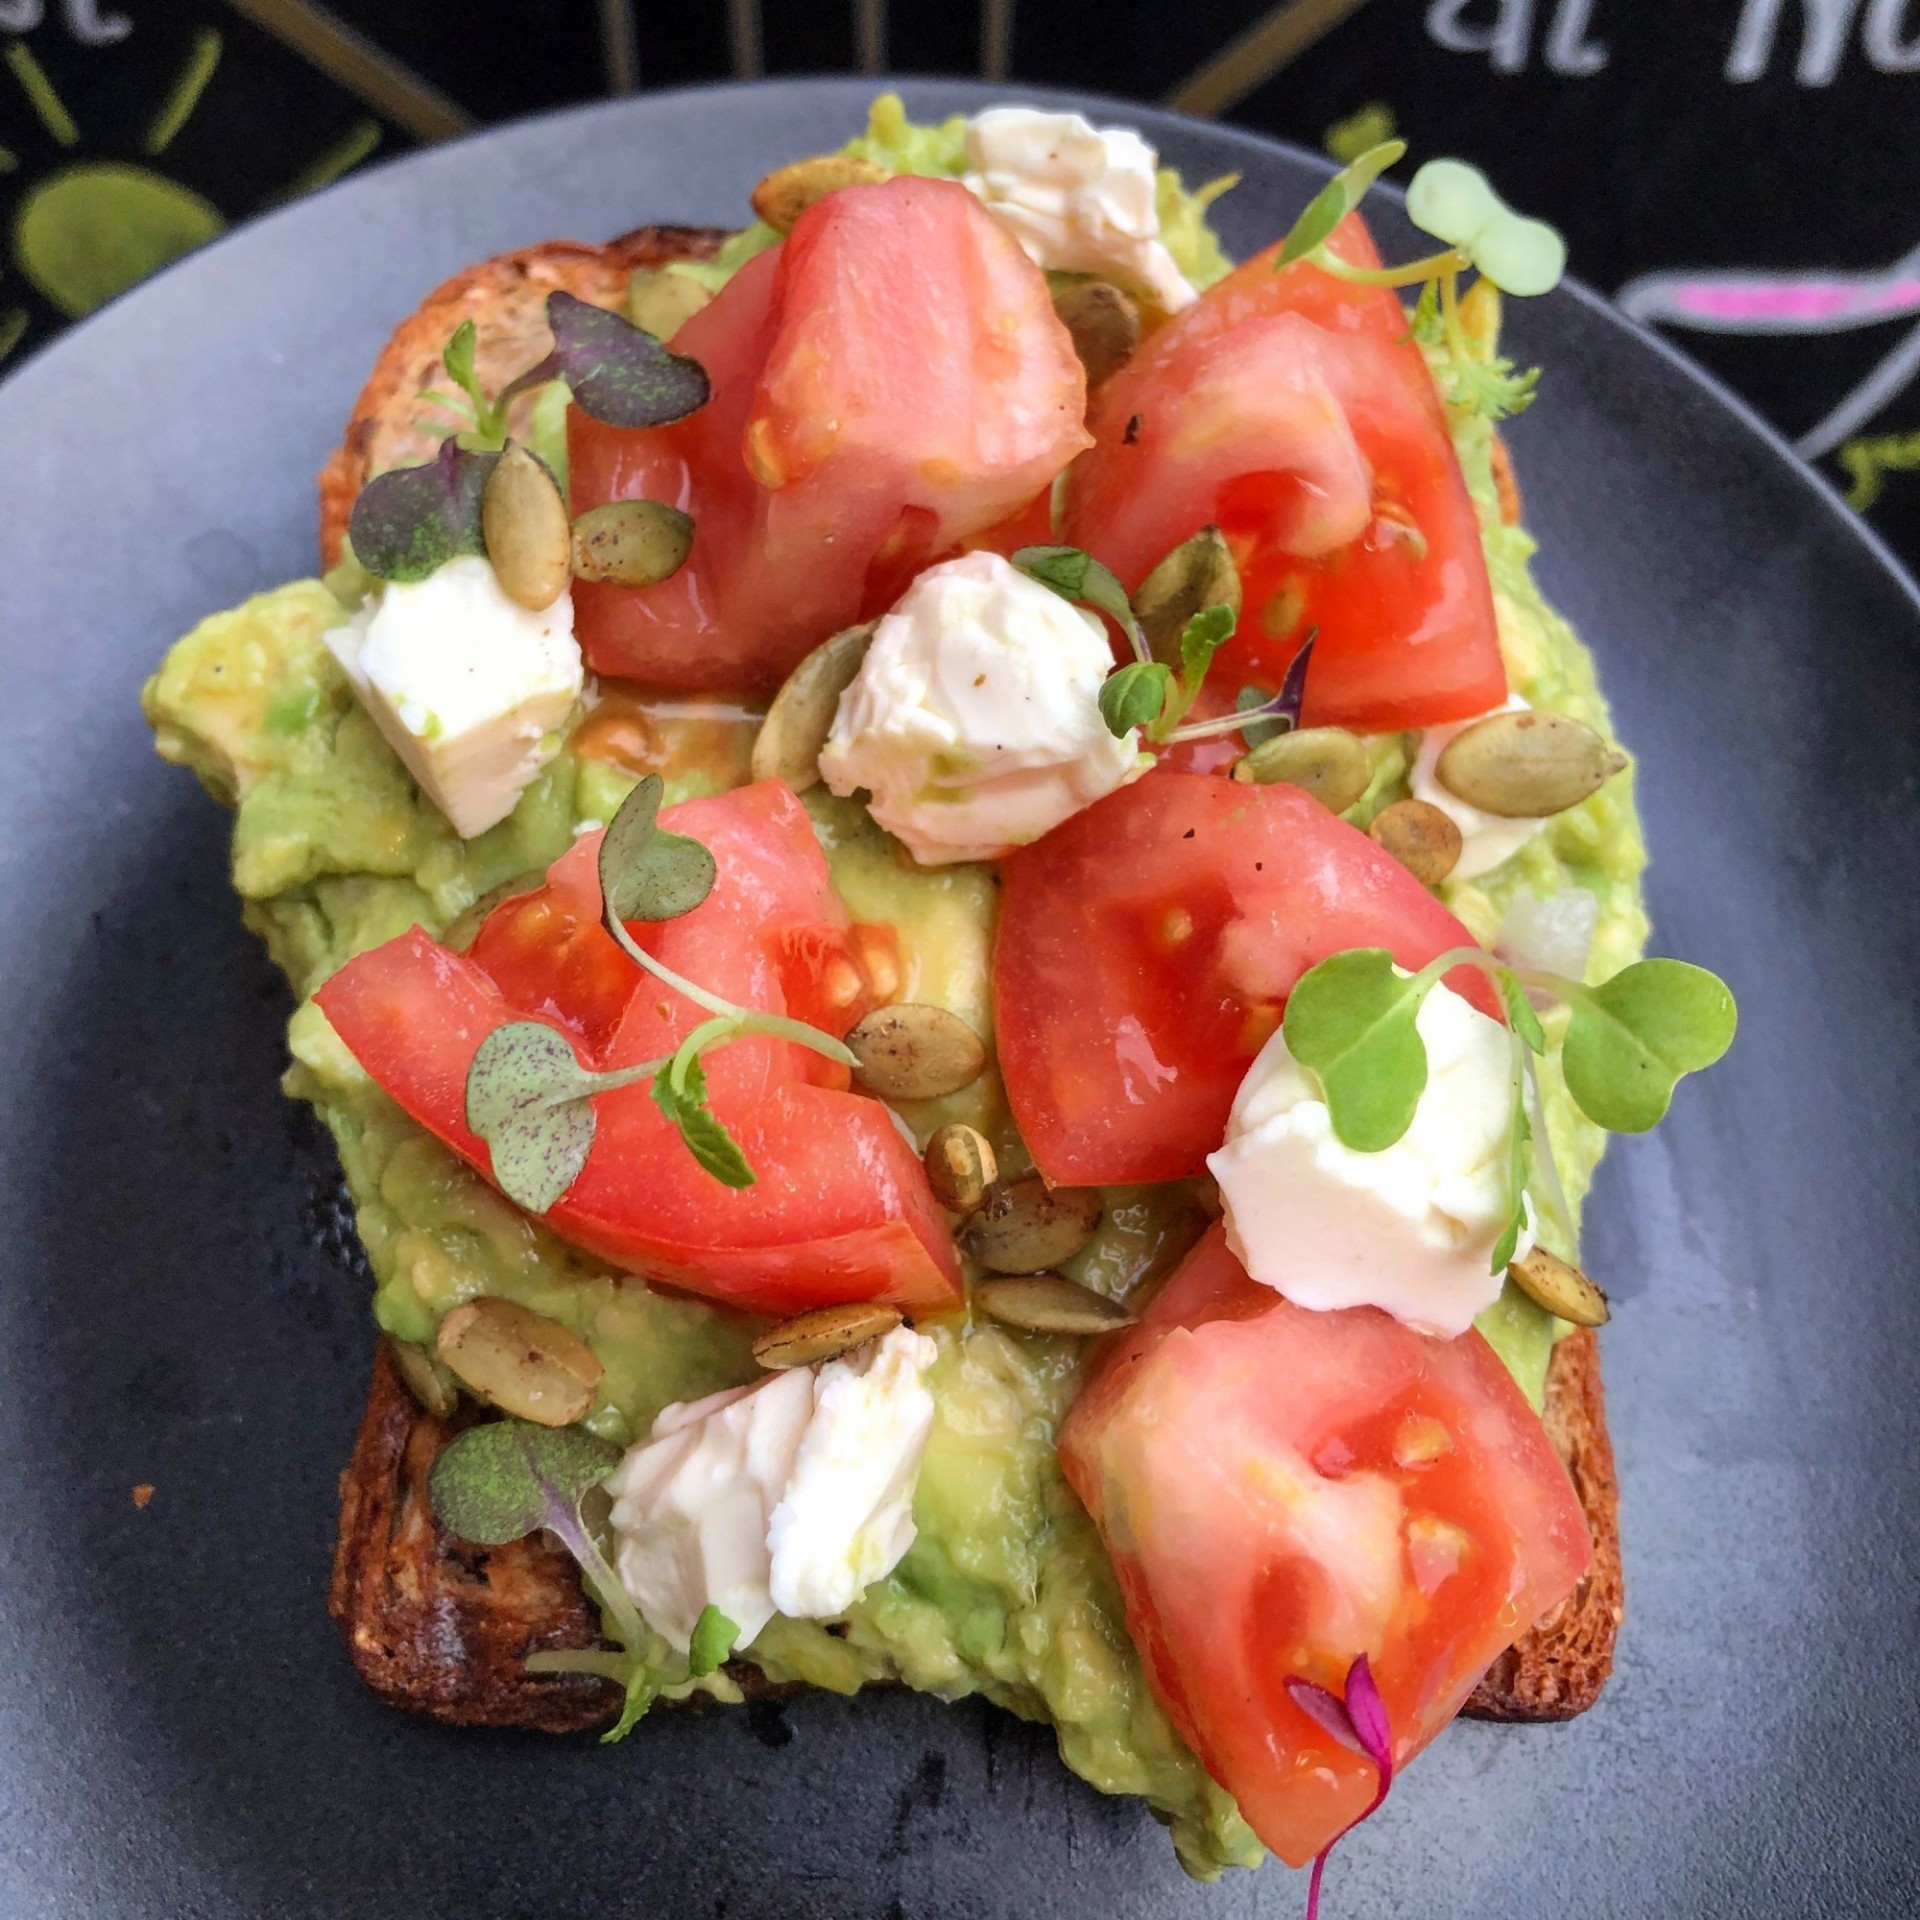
[430,1417,657,1742]
[1295,1654,1397,1920]
[347,438,499,583]
[1235,683,1288,749]
[652,1048,755,1189]
[1275,140,1406,269]
[497,291,710,430]
[1282,949,1434,1152]
[597,773,719,977]
[1276,632,1317,729]
[1099,660,1172,738]
[1341,1654,1394,1793]
[1495,967,1547,1056]
[689,1604,740,1677]
[1013,543,1148,662]
[1559,958,1737,1134]
[464,1019,663,1215]
[1196,633,1319,751]
[1283,1676,1368,1757]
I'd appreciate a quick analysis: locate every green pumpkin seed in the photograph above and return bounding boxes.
[961,1178,1103,1274]
[1368,797,1464,885]
[1232,726,1372,813]
[924,1123,998,1213]
[434,1297,603,1427]
[751,154,890,234]
[1508,1246,1611,1328]
[481,443,572,611]
[1132,526,1242,668]
[846,1003,987,1103]
[973,1273,1134,1336]
[626,266,712,343]
[753,1301,902,1370]
[1434,710,1628,818]
[386,1335,459,1419]
[749,622,876,791]
[571,499,695,589]
[1052,278,1141,391]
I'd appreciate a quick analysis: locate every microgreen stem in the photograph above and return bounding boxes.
[1315,244,1470,289]
[618,939,857,1076]
[1165,704,1277,745]
[606,919,744,1022]
[1522,1048,1576,1247]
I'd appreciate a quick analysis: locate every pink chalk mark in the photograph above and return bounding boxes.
[1679,278,1920,326]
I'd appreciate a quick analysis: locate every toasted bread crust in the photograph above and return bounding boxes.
[316,225,728,570]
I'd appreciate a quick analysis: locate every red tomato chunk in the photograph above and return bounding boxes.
[316,782,961,1316]
[1059,1225,1589,1868]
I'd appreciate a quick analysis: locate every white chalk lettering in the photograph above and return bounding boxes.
[1865,0,1920,67]
[1728,0,1863,82]
[1544,0,1609,72]
[1426,0,1536,74]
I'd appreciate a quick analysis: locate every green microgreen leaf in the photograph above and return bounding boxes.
[464,1019,663,1215]
[598,774,718,972]
[1490,1100,1531,1273]
[1283,948,1435,1152]
[429,1417,656,1743]
[497,291,710,430]
[347,439,499,583]
[1560,959,1737,1133]
[1496,968,1548,1056]
[1012,543,1148,662]
[442,319,509,447]
[689,1604,741,1677]
[1405,158,1566,297]
[1410,272,1542,422]
[1099,660,1172,737]
[1276,139,1406,269]
[1156,602,1236,737]
[652,1049,756,1188]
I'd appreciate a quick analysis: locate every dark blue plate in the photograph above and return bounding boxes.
[1,76,1914,1920]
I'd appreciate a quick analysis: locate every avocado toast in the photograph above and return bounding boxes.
[143,100,1728,1886]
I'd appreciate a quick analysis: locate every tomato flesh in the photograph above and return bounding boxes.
[571,176,1090,691]
[1059,1224,1590,1867]
[992,770,1495,1186]
[1062,216,1506,731]
[316,782,961,1316]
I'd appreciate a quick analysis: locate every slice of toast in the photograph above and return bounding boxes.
[331,1325,1620,1734]
[316,224,728,569]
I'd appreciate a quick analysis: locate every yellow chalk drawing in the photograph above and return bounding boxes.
[1326,101,1398,164]
[268,115,381,206]
[0,307,27,363]
[1838,429,1920,512]
[144,26,223,157]
[5,39,78,146]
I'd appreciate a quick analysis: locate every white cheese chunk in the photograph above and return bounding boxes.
[1206,981,1532,1338]
[604,1327,938,1652]
[1409,692,1546,881]
[818,551,1147,866]
[962,106,1197,313]
[325,555,582,840]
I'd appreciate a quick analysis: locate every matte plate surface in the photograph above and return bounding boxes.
[0,77,1915,1920]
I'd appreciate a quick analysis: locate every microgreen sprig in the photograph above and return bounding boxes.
[1274,142,1566,423]
[347,438,499,583]
[1284,946,1736,1273]
[1012,544,1149,662]
[462,775,856,1209]
[498,290,711,430]
[1284,1655,1394,1920]
[429,1419,740,1742]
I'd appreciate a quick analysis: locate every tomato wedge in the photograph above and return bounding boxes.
[992,771,1494,1186]
[1059,1224,1589,1867]
[571,176,1090,691]
[1062,216,1505,731]
[316,782,961,1316]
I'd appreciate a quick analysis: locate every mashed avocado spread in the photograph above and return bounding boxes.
[141,117,1645,1881]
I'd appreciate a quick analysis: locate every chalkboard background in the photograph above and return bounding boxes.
[4,0,1916,565]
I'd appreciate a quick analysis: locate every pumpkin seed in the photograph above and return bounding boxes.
[386,1334,459,1419]
[1132,525,1242,668]
[1434,710,1628,818]
[847,1003,987,1102]
[1508,1246,1611,1328]
[753,1301,903,1370]
[749,622,876,791]
[751,154,890,234]
[571,499,695,589]
[1232,726,1372,812]
[626,265,712,343]
[481,443,572,611]
[442,868,548,952]
[434,1296,603,1426]
[973,1273,1134,1336]
[1369,797,1464,885]
[924,1123,998,1213]
[1052,278,1141,391]
[961,1178,1103,1274]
